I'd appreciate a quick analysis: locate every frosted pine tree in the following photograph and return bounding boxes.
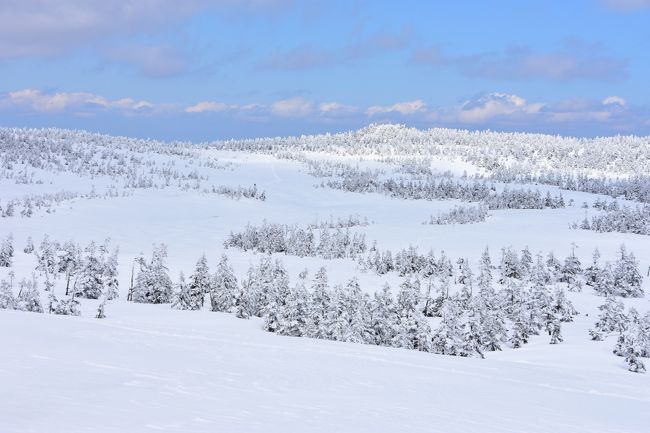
[75,242,105,299]
[131,244,173,304]
[593,263,616,297]
[431,298,464,355]
[477,247,494,294]
[58,241,81,296]
[561,244,583,291]
[23,236,34,254]
[102,248,120,300]
[519,247,533,280]
[461,304,485,358]
[584,248,601,287]
[589,296,626,340]
[278,280,309,337]
[0,234,13,267]
[16,277,43,313]
[369,284,397,346]
[187,254,211,308]
[613,246,643,297]
[210,254,238,313]
[393,277,431,352]
[171,272,203,310]
[0,279,15,309]
[340,277,370,344]
[305,267,330,339]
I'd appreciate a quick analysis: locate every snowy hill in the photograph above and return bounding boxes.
[1,125,650,432]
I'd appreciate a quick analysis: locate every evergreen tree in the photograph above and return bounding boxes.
[58,241,81,296]
[188,254,211,307]
[560,244,582,291]
[613,245,643,297]
[210,254,239,313]
[75,242,105,299]
[593,263,616,297]
[369,283,397,346]
[477,247,493,293]
[171,272,203,310]
[584,248,601,287]
[103,247,120,300]
[23,236,34,254]
[0,234,13,267]
[131,244,173,304]
[0,279,15,309]
[589,296,626,340]
[16,277,43,313]
[393,277,431,352]
[306,267,330,339]
[278,280,309,337]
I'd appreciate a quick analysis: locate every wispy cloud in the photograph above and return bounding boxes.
[105,44,190,78]
[412,40,627,82]
[600,0,650,12]
[260,29,411,70]
[0,0,294,61]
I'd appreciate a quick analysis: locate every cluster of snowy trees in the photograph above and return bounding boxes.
[424,204,490,225]
[589,296,650,373]
[317,166,565,210]
[210,124,650,178]
[224,221,368,259]
[29,236,120,300]
[208,124,650,204]
[0,234,120,317]
[0,128,236,204]
[0,190,87,218]
[0,275,46,314]
[154,252,578,359]
[307,214,370,229]
[575,204,650,235]
[584,246,644,298]
[209,184,266,201]
[359,243,644,298]
[483,170,650,204]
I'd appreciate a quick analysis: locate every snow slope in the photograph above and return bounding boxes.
[2,303,649,433]
[1,128,650,432]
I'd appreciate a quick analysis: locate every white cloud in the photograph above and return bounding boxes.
[602,95,626,106]
[271,97,313,117]
[319,102,358,115]
[366,100,426,117]
[452,93,542,123]
[185,101,230,113]
[2,88,153,113]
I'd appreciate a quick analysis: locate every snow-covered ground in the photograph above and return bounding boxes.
[3,302,650,433]
[1,128,649,432]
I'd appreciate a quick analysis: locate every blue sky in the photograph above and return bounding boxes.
[1,0,649,140]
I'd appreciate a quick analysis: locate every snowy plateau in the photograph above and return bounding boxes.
[1,124,650,433]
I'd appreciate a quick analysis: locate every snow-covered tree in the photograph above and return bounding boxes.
[74,242,105,299]
[210,254,238,313]
[131,244,173,304]
[0,279,15,309]
[171,272,203,310]
[590,296,626,340]
[393,277,431,352]
[16,277,43,313]
[0,234,14,267]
